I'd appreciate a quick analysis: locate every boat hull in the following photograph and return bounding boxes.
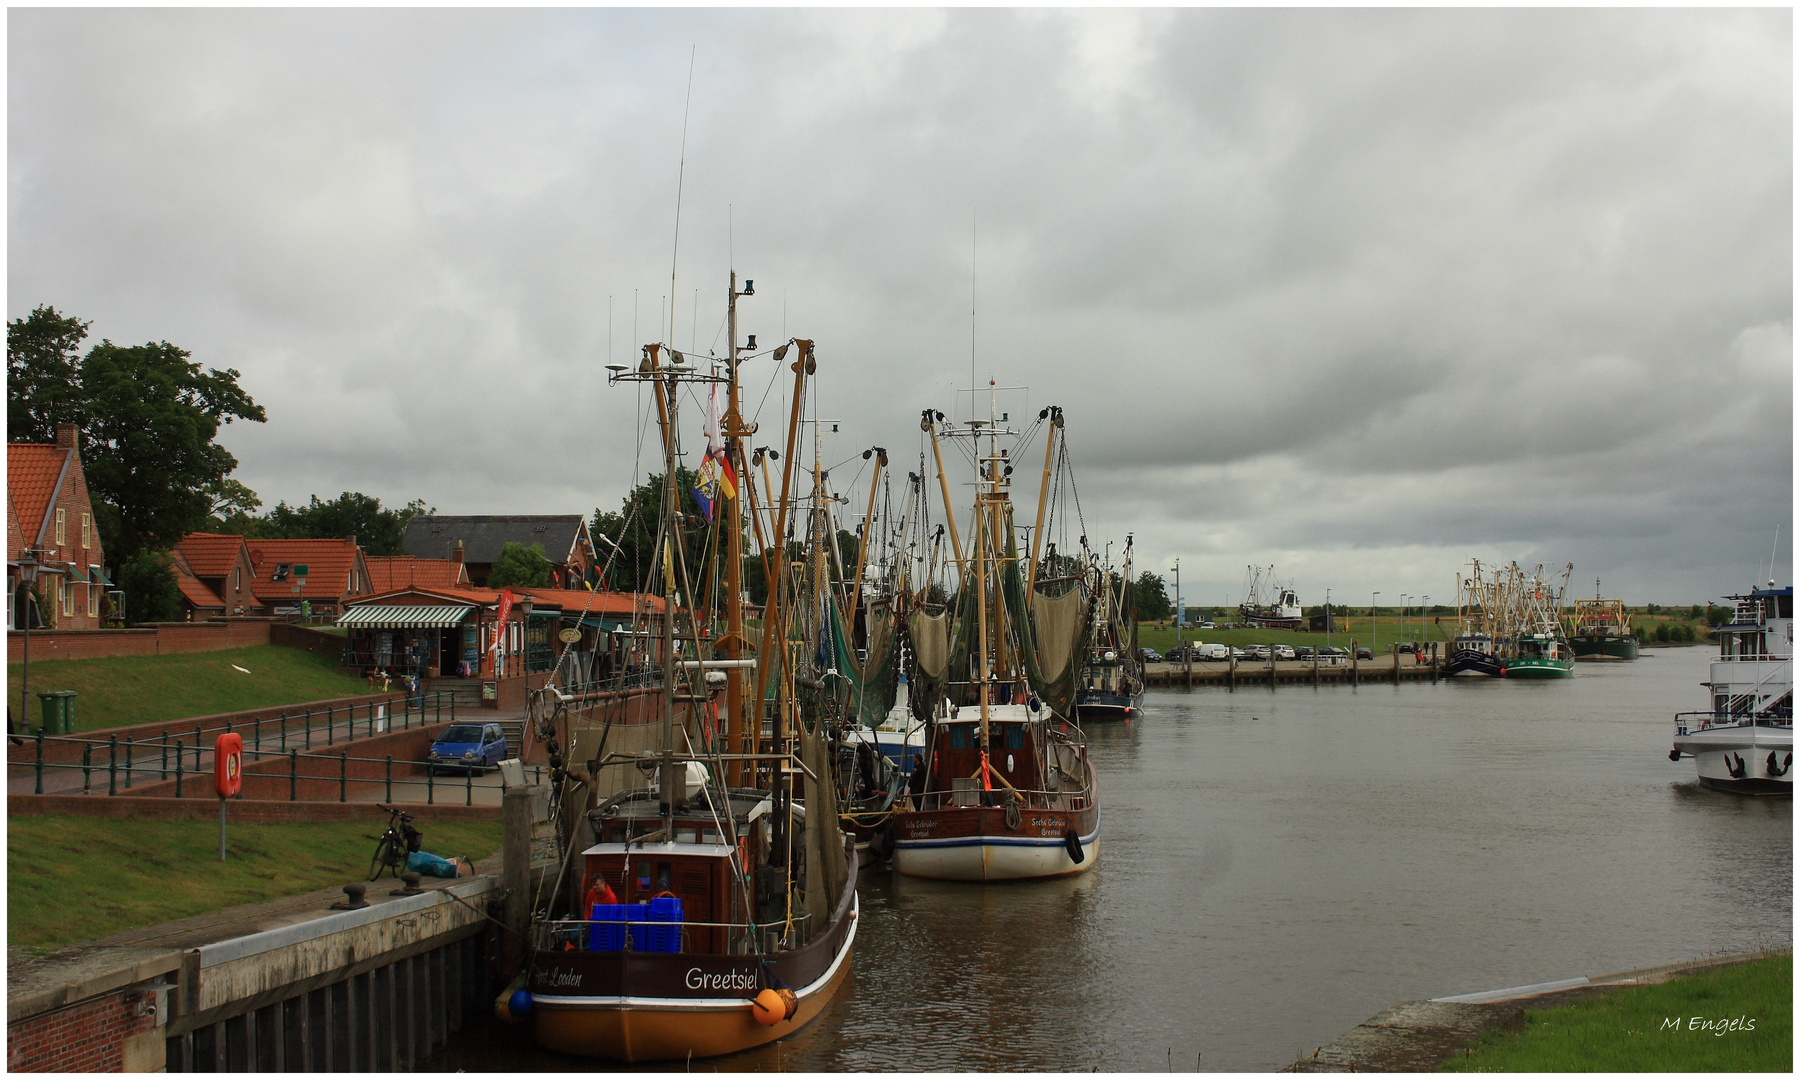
[1503,657,1574,678]
[529,852,859,1061]
[892,804,1100,882]
[1074,689,1140,722]
[1673,722,1794,796]
[1571,635,1639,661]
[1445,650,1504,678]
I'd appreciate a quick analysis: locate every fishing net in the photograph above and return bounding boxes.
[796,710,848,942]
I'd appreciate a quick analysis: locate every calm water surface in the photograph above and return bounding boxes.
[426,647,1790,1071]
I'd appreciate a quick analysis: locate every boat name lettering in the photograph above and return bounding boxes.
[531,964,583,989]
[686,967,759,991]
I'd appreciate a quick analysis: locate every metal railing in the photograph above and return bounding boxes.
[531,914,809,953]
[1674,708,1794,736]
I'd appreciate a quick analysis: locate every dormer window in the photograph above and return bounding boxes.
[272,563,292,582]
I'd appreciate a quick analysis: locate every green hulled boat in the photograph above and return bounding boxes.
[1567,592,1639,660]
[1504,632,1575,678]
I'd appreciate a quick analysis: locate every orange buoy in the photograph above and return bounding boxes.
[751,988,785,1026]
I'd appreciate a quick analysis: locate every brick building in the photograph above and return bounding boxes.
[243,537,373,617]
[6,424,110,629]
[400,515,597,588]
[173,532,261,616]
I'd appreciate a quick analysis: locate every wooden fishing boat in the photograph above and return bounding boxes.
[524,285,856,1061]
[891,396,1101,883]
[1075,537,1142,722]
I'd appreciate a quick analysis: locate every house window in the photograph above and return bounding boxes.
[81,513,91,549]
[59,577,71,617]
[233,567,241,592]
[55,509,65,545]
[87,584,98,618]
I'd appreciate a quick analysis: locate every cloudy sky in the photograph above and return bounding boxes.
[9,8,1791,607]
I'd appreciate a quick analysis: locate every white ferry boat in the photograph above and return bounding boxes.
[1669,584,1792,794]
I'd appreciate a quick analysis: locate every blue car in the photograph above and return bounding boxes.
[428,722,506,776]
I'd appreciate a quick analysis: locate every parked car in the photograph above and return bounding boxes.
[1398,642,1417,655]
[1242,644,1271,661]
[1273,644,1297,661]
[1355,647,1373,660]
[1293,645,1315,659]
[1165,643,1204,663]
[1200,621,1216,630]
[1138,647,1163,663]
[428,721,507,776]
[1316,646,1347,664]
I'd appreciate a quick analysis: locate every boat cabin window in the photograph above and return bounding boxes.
[1005,724,1024,749]
[950,726,970,750]
[675,826,698,843]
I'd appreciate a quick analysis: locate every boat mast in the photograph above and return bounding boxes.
[924,413,966,585]
[648,344,680,834]
[1025,407,1061,597]
[722,273,753,787]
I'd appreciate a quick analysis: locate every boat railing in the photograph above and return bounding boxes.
[531,913,810,952]
[1673,709,1793,735]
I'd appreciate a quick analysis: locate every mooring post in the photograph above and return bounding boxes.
[501,786,534,979]
[1313,649,1319,687]
[1432,642,1440,684]
[1393,645,1401,686]
[1351,641,1359,687]
[1268,651,1276,692]
[1228,652,1236,692]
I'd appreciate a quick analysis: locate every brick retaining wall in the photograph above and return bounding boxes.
[7,981,163,1072]
[7,619,274,663]
[8,794,500,823]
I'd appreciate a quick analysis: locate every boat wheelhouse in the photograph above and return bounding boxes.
[1671,585,1792,794]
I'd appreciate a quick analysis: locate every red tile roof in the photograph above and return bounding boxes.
[242,537,363,601]
[169,550,225,610]
[7,444,70,548]
[365,555,470,593]
[8,492,24,562]
[353,585,502,607]
[176,533,250,578]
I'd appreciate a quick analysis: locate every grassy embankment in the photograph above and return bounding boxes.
[1441,953,1791,1072]
[7,645,373,732]
[8,814,505,953]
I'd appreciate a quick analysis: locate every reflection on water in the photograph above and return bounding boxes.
[423,647,1790,1071]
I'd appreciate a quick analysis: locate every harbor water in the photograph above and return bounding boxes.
[425,645,1790,1071]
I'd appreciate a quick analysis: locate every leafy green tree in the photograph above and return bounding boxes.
[261,492,429,555]
[117,550,183,623]
[487,542,553,589]
[1131,571,1172,621]
[7,306,266,563]
[592,468,726,594]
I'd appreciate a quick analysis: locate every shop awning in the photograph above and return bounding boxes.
[338,604,474,630]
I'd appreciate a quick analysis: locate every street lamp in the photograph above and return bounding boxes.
[1401,594,1411,643]
[1325,587,1332,650]
[1170,560,1182,653]
[1422,595,1430,646]
[18,552,39,735]
[1371,591,1380,653]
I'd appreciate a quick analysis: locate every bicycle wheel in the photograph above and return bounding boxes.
[369,834,400,880]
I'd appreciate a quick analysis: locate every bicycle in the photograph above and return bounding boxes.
[367,803,422,881]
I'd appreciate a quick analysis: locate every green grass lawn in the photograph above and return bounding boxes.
[7,645,374,731]
[7,814,505,953]
[1138,617,1451,654]
[1442,954,1791,1072]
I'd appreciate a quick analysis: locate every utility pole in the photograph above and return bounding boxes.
[1371,591,1380,653]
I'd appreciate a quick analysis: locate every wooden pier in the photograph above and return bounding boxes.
[1144,645,1442,689]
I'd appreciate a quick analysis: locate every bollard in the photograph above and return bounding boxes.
[108,735,118,796]
[1228,653,1236,692]
[339,753,347,803]
[34,731,44,795]
[176,743,185,798]
[289,749,298,801]
[385,756,393,802]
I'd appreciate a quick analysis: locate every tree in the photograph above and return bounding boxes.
[7,307,266,564]
[240,492,430,555]
[117,550,183,623]
[487,542,553,589]
[1131,571,1173,621]
[592,468,728,595]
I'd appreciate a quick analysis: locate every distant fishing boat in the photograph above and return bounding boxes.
[1446,560,1503,677]
[1670,583,1792,794]
[1567,583,1639,660]
[1500,562,1574,678]
[1075,535,1143,722]
[1239,565,1303,630]
[891,396,1101,883]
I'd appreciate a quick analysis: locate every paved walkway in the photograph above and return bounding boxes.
[7,707,530,798]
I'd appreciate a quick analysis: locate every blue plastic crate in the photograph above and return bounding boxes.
[646,896,684,953]
[587,903,625,952]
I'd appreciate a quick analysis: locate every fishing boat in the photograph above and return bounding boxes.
[891,396,1101,883]
[525,289,856,1061]
[1445,560,1504,677]
[1075,535,1143,722]
[1500,562,1574,678]
[1238,565,1304,630]
[1567,584,1639,660]
[1670,583,1792,794]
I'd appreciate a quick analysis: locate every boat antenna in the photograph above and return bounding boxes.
[970,210,977,403]
[668,44,696,346]
[1770,525,1781,587]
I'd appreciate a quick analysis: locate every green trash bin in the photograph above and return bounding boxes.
[36,691,64,735]
[58,690,76,734]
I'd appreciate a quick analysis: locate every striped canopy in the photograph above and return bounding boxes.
[338,604,474,630]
